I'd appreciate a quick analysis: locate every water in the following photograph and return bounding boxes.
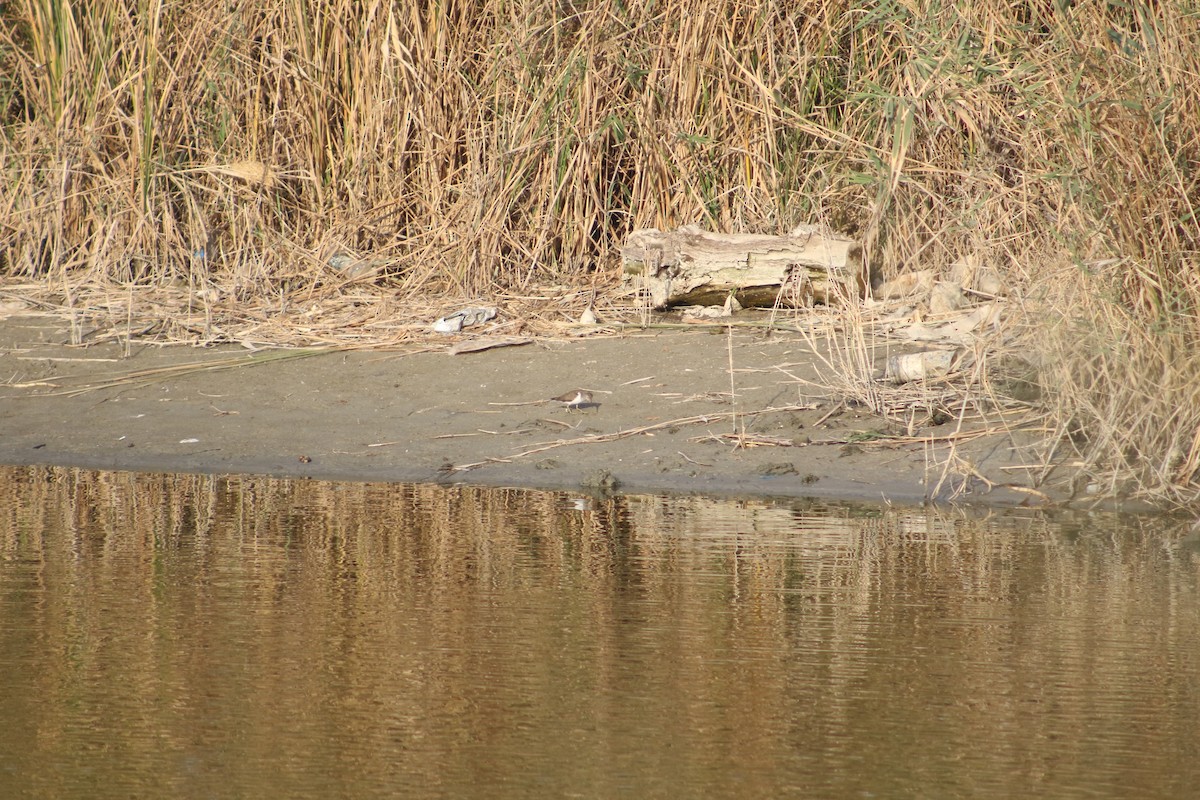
[1,466,1198,798]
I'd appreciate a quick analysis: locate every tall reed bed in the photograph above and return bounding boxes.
[2,0,838,293]
[3,1,1199,500]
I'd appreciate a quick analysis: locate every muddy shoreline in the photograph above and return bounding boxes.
[1,315,1065,507]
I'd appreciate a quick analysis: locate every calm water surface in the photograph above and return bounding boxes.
[1,466,1198,798]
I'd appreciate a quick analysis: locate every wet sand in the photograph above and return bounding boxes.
[0,315,1054,506]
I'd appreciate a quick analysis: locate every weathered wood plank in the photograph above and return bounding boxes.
[621,224,863,308]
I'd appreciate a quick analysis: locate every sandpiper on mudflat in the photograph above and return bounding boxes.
[551,389,594,410]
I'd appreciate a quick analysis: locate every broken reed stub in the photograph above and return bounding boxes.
[621,223,864,309]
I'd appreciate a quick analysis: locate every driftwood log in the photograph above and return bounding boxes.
[621,224,863,308]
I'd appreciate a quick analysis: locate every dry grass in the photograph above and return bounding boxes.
[3,1,1200,502]
[1033,259,1200,501]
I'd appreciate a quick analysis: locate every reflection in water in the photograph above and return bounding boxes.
[0,466,1198,798]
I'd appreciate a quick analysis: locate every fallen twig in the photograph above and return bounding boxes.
[39,347,342,397]
[699,425,1024,449]
[449,403,818,471]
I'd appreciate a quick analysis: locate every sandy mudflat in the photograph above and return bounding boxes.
[0,315,1057,506]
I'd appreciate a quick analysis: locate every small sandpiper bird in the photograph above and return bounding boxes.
[550,389,594,410]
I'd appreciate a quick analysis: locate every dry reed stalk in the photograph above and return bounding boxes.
[40,347,337,397]
[450,403,818,472]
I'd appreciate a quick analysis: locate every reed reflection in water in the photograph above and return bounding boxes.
[0,466,1198,798]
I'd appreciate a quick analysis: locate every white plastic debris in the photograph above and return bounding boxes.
[884,349,958,384]
[432,306,498,333]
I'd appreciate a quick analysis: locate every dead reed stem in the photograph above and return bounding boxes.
[451,403,819,472]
